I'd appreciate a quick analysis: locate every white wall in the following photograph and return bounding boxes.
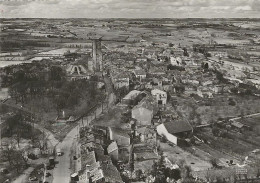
[156,124,178,145]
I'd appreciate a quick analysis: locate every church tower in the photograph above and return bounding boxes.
[92,38,102,72]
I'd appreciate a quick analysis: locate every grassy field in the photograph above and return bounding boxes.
[175,94,260,125]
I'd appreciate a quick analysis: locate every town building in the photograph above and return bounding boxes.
[156,119,193,145]
[132,96,157,126]
[66,60,92,80]
[133,69,146,81]
[136,126,156,144]
[110,71,130,89]
[151,88,167,105]
[121,90,142,105]
[107,141,119,162]
[108,127,131,146]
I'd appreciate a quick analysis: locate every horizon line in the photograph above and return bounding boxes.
[1,17,260,19]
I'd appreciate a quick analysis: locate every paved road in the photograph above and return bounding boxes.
[52,105,104,183]
[53,75,115,183]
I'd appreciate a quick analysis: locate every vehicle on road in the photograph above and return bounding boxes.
[56,148,62,156]
[46,172,51,177]
[46,164,54,170]
[49,157,55,165]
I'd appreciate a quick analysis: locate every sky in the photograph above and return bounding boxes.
[0,0,260,18]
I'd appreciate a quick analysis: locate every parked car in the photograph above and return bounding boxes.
[46,172,51,177]
[28,154,38,160]
[0,168,9,174]
[46,165,54,170]
[56,148,62,156]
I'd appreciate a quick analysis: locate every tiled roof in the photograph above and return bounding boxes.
[136,126,155,135]
[134,69,146,75]
[163,119,193,134]
[90,162,123,183]
[107,141,118,154]
[81,151,96,168]
[133,95,155,111]
[134,151,159,160]
[110,127,131,139]
[231,121,245,128]
[96,151,111,162]
[101,163,123,183]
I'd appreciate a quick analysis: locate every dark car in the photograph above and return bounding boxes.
[46,172,51,177]
[28,154,38,160]
[1,168,9,174]
[46,165,54,170]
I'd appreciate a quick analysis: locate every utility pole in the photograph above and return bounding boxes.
[129,143,134,182]
[0,117,2,149]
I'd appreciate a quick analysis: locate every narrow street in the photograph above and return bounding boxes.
[52,75,115,183]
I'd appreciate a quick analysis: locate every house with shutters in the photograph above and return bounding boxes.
[151,88,167,105]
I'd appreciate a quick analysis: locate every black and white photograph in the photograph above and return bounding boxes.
[0,0,260,183]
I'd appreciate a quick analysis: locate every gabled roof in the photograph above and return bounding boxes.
[231,121,245,128]
[110,127,131,139]
[90,162,123,183]
[134,69,146,76]
[107,141,118,154]
[113,71,130,79]
[151,88,167,95]
[96,151,111,162]
[123,90,141,100]
[81,151,96,168]
[132,95,155,111]
[136,126,155,135]
[83,142,104,151]
[101,162,123,183]
[163,119,193,134]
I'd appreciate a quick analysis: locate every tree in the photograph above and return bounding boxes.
[181,165,192,180]
[4,113,34,146]
[212,126,220,136]
[135,169,143,180]
[169,43,174,47]
[1,146,15,166]
[183,48,189,57]
[12,150,28,173]
[150,154,167,183]
[1,147,28,173]
[50,66,65,82]
[210,158,218,168]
